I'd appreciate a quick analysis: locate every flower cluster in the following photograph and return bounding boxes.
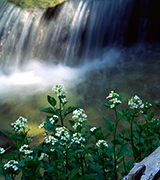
[144,102,152,109]
[96,140,108,148]
[72,109,87,130]
[72,122,81,130]
[52,84,67,97]
[4,160,18,171]
[44,135,58,145]
[61,97,67,104]
[19,144,33,159]
[0,147,5,154]
[44,135,58,152]
[72,109,87,122]
[90,127,97,132]
[55,126,70,145]
[49,115,59,124]
[38,152,49,161]
[128,95,143,110]
[38,122,46,129]
[10,116,30,132]
[71,132,85,145]
[106,91,122,108]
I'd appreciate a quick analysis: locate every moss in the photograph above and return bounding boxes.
[7,0,67,10]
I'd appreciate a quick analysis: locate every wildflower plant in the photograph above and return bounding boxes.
[0,84,160,180]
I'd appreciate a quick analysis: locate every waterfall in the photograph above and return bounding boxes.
[0,0,135,72]
[1,0,160,72]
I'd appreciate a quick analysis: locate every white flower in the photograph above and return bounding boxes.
[0,147,5,154]
[72,122,81,130]
[19,144,33,159]
[38,153,49,161]
[144,102,152,109]
[52,84,67,97]
[61,97,67,103]
[72,109,87,123]
[72,109,87,130]
[139,101,152,113]
[44,135,58,146]
[11,116,30,132]
[71,132,85,144]
[106,91,122,108]
[49,115,59,124]
[96,140,108,148]
[106,91,119,99]
[4,160,19,171]
[128,95,143,110]
[90,127,97,132]
[38,122,45,129]
[55,127,70,145]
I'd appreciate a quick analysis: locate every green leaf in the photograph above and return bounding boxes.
[1,130,23,142]
[111,139,121,146]
[2,153,18,160]
[103,117,114,133]
[155,103,160,109]
[0,165,5,177]
[1,130,14,139]
[144,114,150,121]
[71,165,80,179]
[3,146,12,153]
[104,133,111,139]
[40,107,55,114]
[118,93,122,101]
[132,145,139,159]
[120,129,125,135]
[103,103,110,108]
[79,174,97,180]
[96,171,106,180]
[69,120,75,128]
[64,107,77,116]
[40,161,52,169]
[117,142,129,158]
[47,95,57,107]
[86,124,92,130]
[68,149,85,158]
[150,111,154,119]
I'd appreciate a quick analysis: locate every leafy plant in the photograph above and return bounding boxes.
[0,85,160,180]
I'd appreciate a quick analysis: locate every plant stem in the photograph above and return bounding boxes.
[113,108,118,180]
[65,149,68,179]
[102,151,106,177]
[80,154,84,175]
[11,173,14,180]
[122,156,127,175]
[138,129,142,161]
[59,97,63,126]
[130,117,136,160]
[14,133,21,161]
[54,151,59,179]
[0,155,2,163]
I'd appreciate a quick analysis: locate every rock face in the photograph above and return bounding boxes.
[123,146,160,180]
[125,0,160,45]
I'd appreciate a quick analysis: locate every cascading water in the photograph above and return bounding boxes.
[0,0,160,145]
[0,0,135,71]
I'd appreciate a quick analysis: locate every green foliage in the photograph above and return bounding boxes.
[0,85,160,180]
